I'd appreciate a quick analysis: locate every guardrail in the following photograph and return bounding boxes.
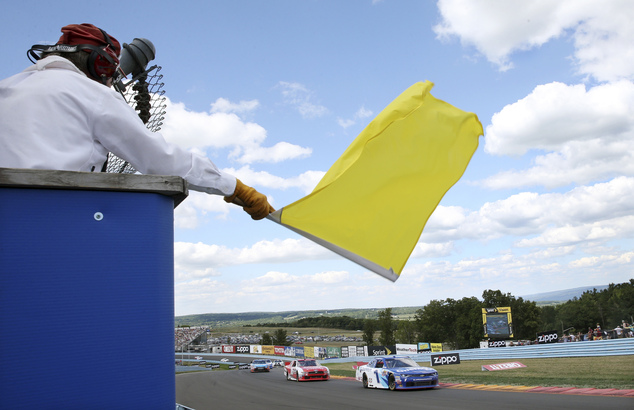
[174,338,634,365]
[340,338,634,363]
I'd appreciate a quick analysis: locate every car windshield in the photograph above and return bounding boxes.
[385,358,419,368]
[299,360,317,367]
[252,360,265,364]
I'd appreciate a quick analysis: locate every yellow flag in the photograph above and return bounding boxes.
[268,81,483,281]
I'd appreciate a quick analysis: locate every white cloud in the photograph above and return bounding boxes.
[161,96,312,164]
[482,81,634,189]
[401,246,632,300]
[434,0,634,81]
[422,177,634,245]
[411,242,454,258]
[516,215,634,248]
[276,81,329,118]
[174,191,232,229]
[210,97,259,114]
[434,0,585,71]
[174,238,333,280]
[571,1,634,82]
[162,97,266,150]
[224,165,324,195]
[337,118,355,129]
[235,141,312,164]
[310,271,349,284]
[337,105,373,129]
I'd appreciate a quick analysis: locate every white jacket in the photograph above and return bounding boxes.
[0,56,236,196]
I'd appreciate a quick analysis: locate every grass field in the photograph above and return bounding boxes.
[207,326,634,389]
[213,326,364,338]
[326,356,634,389]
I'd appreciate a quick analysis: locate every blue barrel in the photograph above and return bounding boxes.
[0,172,183,409]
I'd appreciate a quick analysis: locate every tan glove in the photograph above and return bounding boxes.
[224,179,275,220]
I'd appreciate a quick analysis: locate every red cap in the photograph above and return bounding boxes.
[57,23,121,56]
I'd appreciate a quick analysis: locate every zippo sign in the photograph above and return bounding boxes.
[430,353,460,366]
[537,330,559,344]
[235,345,249,354]
[488,340,507,348]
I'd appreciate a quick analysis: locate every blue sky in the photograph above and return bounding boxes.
[3,1,632,316]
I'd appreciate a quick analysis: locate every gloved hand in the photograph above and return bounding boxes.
[224,179,275,220]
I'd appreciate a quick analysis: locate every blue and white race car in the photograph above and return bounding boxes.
[250,359,271,373]
[355,356,438,390]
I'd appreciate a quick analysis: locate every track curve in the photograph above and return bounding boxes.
[176,362,632,410]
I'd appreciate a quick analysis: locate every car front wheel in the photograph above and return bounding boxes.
[362,374,369,389]
[388,374,397,391]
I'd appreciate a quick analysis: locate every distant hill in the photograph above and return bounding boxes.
[175,285,613,327]
[175,306,419,328]
[521,285,609,303]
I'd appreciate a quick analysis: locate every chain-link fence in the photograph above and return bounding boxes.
[105,65,166,174]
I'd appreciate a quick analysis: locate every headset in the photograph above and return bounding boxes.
[27,28,120,84]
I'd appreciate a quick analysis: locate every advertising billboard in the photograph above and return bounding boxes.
[482,307,514,339]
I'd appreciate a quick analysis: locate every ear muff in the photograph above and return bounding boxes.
[85,28,119,84]
[84,43,119,83]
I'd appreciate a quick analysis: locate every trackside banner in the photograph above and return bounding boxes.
[284,346,296,357]
[418,342,431,352]
[536,330,559,344]
[327,346,340,358]
[262,345,275,355]
[367,345,396,356]
[250,345,262,354]
[396,344,417,355]
[235,345,249,354]
[482,362,526,371]
[430,353,460,366]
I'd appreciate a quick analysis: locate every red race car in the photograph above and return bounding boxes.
[284,359,330,382]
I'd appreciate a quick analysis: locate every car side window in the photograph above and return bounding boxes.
[376,360,383,368]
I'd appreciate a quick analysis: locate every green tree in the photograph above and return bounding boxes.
[260,332,272,345]
[539,305,558,332]
[605,280,634,327]
[272,328,290,346]
[414,297,483,349]
[362,319,376,345]
[414,299,454,343]
[395,319,417,344]
[450,296,483,349]
[377,308,396,345]
[554,281,634,334]
[557,291,602,333]
[482,289,540,340]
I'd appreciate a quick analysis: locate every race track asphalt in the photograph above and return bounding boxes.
[176,366,634,410]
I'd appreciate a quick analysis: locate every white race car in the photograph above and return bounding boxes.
[356,356,438,390]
